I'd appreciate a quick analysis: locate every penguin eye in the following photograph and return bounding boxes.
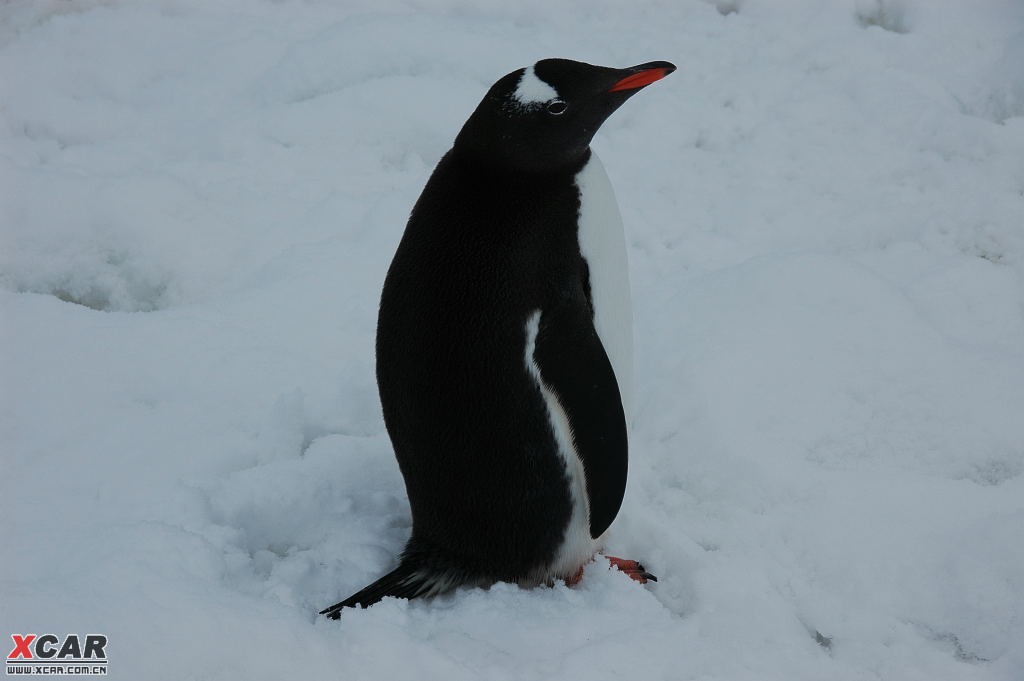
[545,99,568,116]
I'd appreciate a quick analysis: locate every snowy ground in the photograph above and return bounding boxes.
[3,0,1024,679]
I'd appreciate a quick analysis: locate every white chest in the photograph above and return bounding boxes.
[574,152,635,426]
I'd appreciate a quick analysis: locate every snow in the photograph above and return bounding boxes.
[2,0,1023,679]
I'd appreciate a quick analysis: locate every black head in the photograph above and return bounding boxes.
[452,58,676,173]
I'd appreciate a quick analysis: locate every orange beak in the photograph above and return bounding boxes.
[608,66,674,93]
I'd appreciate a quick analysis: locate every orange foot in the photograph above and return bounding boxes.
[563,556,658,587]
[605,556,658,584]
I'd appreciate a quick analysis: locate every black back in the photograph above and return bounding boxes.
[377,152,582,578]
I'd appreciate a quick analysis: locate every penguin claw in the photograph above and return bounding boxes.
[605,556,657,584]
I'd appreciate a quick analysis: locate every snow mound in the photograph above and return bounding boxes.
[855,0,912,34]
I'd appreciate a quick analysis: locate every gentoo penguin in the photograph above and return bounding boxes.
[321,58,674,618]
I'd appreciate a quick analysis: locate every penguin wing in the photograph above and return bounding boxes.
[530,307,628,539]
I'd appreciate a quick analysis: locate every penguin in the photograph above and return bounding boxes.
[321,58,674,618]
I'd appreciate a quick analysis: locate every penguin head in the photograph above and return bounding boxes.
[453,58,676,173]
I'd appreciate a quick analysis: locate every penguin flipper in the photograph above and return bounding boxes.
[531,306,628,539]
[319,561,434,619]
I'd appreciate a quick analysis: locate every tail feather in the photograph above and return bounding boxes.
[319,560,440,619]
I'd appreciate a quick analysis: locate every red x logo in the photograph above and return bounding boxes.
[8,635,35,659]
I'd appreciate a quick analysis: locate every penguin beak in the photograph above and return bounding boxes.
[608,61,676,93]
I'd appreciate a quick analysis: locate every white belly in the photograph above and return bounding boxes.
[574,152,635,426]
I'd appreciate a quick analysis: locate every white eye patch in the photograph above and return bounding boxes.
[513,64,559,105]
